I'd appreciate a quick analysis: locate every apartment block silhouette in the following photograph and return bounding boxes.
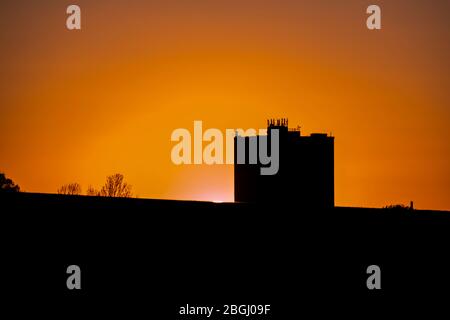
[234,119,334,207]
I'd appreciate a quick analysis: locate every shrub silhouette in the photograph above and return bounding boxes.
[86,185,100,196]
[383,203,414,211]
[57,183,82,195]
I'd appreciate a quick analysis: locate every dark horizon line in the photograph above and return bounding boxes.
[3,191,449,213]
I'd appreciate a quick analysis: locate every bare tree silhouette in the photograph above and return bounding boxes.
[57,183,82,195]
[100,173,132,197]
[0,173,20,192]
[86,174,132,198]
[86,185,100,196]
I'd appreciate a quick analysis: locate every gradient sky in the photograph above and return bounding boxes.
[1,0,449,209]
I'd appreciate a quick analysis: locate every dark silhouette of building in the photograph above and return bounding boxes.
[234,119,334,207]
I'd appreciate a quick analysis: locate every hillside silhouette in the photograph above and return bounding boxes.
[2,119,450,312]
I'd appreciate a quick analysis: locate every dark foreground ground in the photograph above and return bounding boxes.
[2,192,450,317]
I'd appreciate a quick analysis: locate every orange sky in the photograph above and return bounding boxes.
[1,1,449,209]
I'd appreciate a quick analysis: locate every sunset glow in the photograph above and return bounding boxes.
[1,1,449,209]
